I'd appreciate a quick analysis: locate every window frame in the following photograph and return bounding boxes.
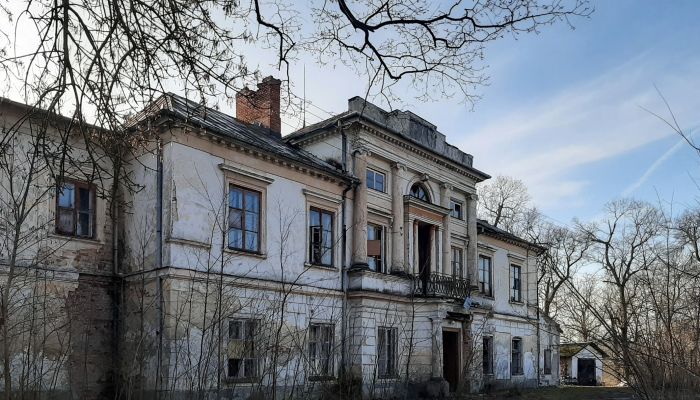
[366,168,386,193]
[367,223,386,273]
[227,184,262,253]
[449,198,463,220]
[511,337,523,376]
[226,318,259,381]
[478,255,493,297]
[55,179,96,239]
[451,247,463,278]
[308,323,335,379]
[483,336,494,375]
[409,183,430,203]
[377,326,398,378]
[308,207,335,267]
[511,264,522,303]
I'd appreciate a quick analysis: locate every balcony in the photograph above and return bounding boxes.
[412,272,472,300]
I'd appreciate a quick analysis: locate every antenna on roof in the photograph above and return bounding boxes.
[303,64,306,128]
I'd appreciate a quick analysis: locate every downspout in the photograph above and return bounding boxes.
[155,136,165,396]
[340,122,351,377]
[533,247,542,387]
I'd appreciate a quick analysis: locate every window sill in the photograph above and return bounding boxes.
[509,299,524,305]
[224,248,267,260]
[48,233,102,246]
[223,377,259,384]
[304,262,337,271]
[377,375,400,381]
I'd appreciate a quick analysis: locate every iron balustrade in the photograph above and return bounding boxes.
[413,272,471,299]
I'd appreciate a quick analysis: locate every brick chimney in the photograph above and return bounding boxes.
[236,76,281,136]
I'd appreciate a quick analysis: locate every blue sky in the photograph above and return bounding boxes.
[279,0,700,223]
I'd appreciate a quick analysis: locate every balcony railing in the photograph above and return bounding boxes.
[412,272,472,300]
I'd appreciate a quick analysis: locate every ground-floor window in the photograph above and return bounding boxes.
[483,336,494,375]
[544,348,552,374]
[227,319,259,380]
[309,323,334,377]
[377,327,398,377]
[511,337,523,375]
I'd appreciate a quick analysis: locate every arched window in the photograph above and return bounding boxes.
[410,183,430,203]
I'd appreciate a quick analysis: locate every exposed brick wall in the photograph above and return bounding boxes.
[235,76,281,135]
[67,274,117,399]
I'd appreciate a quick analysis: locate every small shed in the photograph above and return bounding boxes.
[559,342,606,386]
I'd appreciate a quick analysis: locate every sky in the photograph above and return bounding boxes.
[275,0,700,224]
[3,0,699,224]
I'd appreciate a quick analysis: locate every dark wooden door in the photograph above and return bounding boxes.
[577,358,596,386]
[442,331,460,391]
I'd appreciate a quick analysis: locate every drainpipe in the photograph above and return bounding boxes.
[155,136,165,395]
[532,247,542,387]
[340,122,351,377]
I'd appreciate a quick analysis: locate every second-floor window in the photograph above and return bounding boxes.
[367,224,384,272]
[511,264,522,302]
[309,323,334,377]
[451,247,463,278]
[366,169,385,192]
[309,208,334,266]
[56,180,95,239]
[228,185,261,252]
[227,319,259,380]
[478,255,492,297]
[511,337,523,375]
[377,327,397,378]
[450,199,463,219]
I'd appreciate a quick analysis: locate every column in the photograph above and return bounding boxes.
[391,162,406,273]
[440,183,452,276]
[352,148,369,268]
[431,317,444,379]
[467,193,479,289]
[430,225,437,274]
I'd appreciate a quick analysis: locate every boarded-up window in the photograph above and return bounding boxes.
[511,264,522,302]
[367,224,384,272]
[511,337,523,375]
[483,336,494,375]
[378,327,397,378]
[544,348,552,375]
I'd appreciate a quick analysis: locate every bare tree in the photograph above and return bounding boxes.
[478,175,532,231]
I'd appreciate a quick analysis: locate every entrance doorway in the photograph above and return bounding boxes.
[442,330,460,392]
[577,358,596,386]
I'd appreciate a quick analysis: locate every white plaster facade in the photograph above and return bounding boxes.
[560,343,605,386]
[0,90,561,399]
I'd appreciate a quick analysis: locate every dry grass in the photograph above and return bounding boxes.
[460,386,637,400]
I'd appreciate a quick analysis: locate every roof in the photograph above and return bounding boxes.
[137,93,354,182]
[560,342,608,358]
[0,96,104,133]
[285,98,490,182]
[477,219,547,253]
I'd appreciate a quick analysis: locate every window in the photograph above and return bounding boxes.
[544,348,552,375]
[309,324,334,377]
[366,169,385,192]
[309,208,334,266]
[511,338,523,375]
[409,183,430,203]
[483,336,493,375]
[227,319,259,380]
[56,180,95,238]
[478,256,492,297]
[377,327,398,378]
[451,247,463,278]
[511,264,522,302]
[228,185,261,252]
[367,224,385,273]
[450,199,463,219]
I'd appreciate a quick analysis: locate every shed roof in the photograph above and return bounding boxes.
[560,342,608,358]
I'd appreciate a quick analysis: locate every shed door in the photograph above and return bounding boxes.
[577,358,596,386]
